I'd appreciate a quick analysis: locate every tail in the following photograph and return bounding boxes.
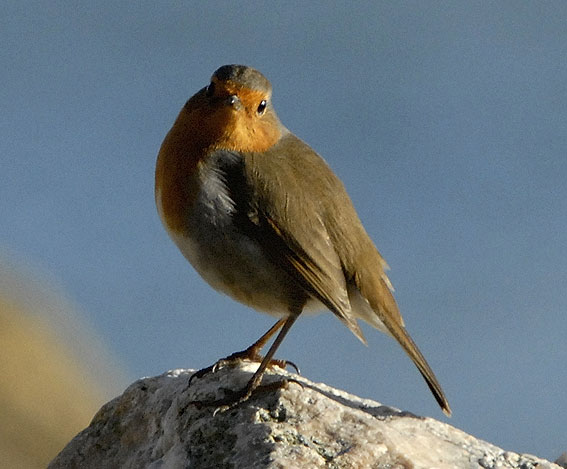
[355,269,452,416]
[386,315,452,416]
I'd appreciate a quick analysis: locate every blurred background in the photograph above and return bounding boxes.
[1,1,566,465]
[0,258,125,467]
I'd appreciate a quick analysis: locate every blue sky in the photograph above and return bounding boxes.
[2,1,566,461]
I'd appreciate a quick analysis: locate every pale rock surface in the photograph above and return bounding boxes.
[49,365,559,469]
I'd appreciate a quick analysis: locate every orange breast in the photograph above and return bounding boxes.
[156,88,282,234]
[155,109,204,234]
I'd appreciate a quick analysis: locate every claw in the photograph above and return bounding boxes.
[285,360,300,374]
[192,378,294,415]
[186,351,299,390]
[184,316,300,413]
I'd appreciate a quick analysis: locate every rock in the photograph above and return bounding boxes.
[49,364,559,469]
[556,453,567,468]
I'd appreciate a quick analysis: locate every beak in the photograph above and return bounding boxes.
[227,94,242,110]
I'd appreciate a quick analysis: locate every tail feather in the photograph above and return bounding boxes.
[356,270,452,416]
[386,316,452,416]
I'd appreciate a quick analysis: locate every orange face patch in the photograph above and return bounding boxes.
[207,78,281,153]
[155,80,282,234]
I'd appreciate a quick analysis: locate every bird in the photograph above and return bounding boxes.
[155,64,451,416]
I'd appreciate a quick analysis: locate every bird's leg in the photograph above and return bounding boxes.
[188,314,300,412]
[187,317,298,387]
[219,317,288,364]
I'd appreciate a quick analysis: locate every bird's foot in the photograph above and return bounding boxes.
[186,375,303,415]
[187,346,299,388]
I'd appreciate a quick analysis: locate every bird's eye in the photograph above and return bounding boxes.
[206,82,215,97]
[257,100,267,115]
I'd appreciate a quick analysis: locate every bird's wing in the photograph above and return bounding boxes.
[259,212,366,343]
[217,138,366,343]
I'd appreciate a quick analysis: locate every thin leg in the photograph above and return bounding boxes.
[237,314,299,401]
[223,317,287,362]
[190,314,300,412]
[187,317,296,387]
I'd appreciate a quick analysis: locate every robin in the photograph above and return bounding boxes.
[155,64,451,416]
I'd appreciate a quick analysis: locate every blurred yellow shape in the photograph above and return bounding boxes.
[0,259,127,468]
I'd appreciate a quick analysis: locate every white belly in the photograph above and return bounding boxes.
[157,182,322,317]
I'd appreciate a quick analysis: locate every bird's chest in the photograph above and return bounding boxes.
[181,167,248,271]
[158,159,294,314]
